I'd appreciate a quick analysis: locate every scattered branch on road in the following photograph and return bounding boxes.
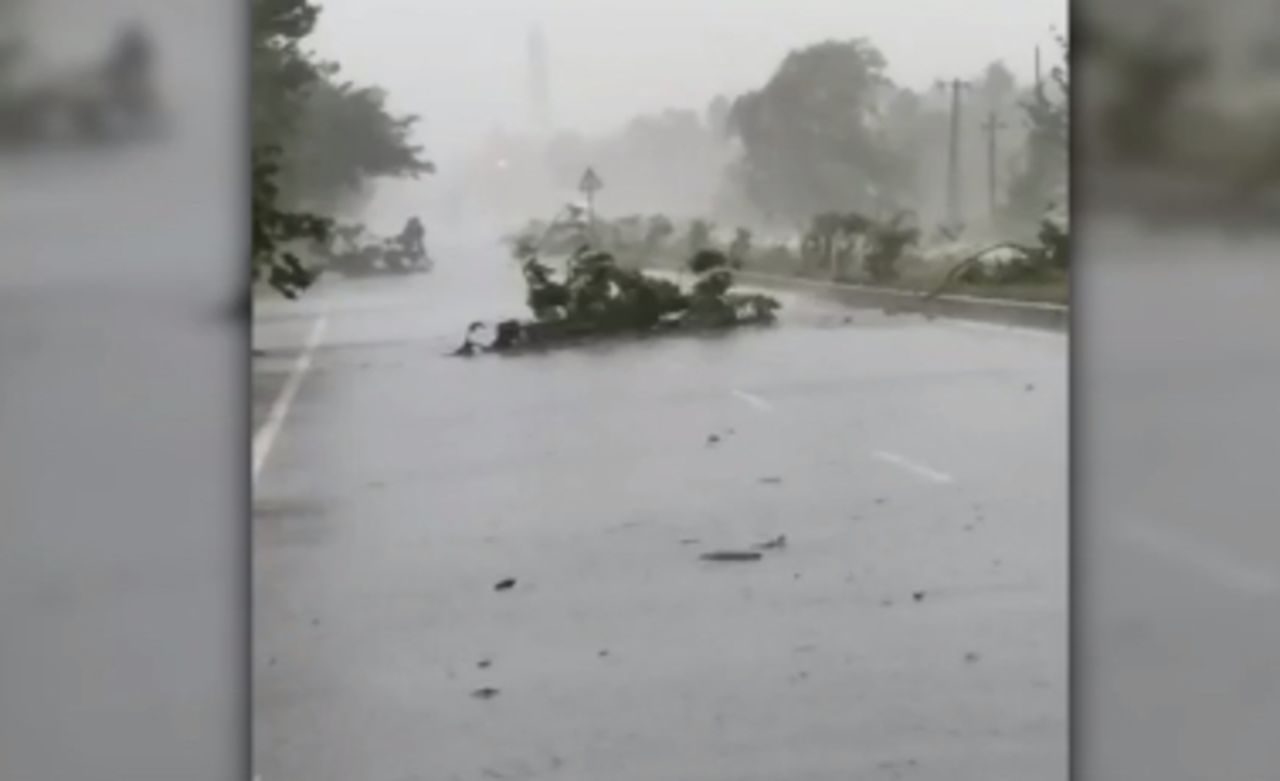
[700,551,765,562]
[454,244,781,356]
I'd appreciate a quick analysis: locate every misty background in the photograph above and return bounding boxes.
[303,0,1066,233]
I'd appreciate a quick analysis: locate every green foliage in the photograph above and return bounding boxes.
[687,219,714,252]
[1003,32,1069,226]
[251,143,330,298]
[953,216,1070,286]
[864,212,920,283]
[688,248,729,274]
[728,228,752,268]
[313,221,431,278]
[754,243,801,274]
[522,255,572,321]
[251,0,325,295]
[976,60,1019,111]
[727,39,910,222]
[1036,215,1069,270]
[277,74,434,209]
[797,209,918,281]
[803,211,873,271]
[488,241,780,353]
[644,214,675,251]
[251,0,431,298]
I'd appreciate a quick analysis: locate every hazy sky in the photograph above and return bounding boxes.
[311,0,1066,162]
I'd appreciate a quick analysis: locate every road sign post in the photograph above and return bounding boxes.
[578,166,603,241]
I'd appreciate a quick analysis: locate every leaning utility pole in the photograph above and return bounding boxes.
[981,110,1008,217]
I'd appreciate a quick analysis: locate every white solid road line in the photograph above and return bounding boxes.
[252,316,327,483]
[1116,519,1279,596]
[953,319,1067,342]
[872,450,956,484]
[732,389,774,412]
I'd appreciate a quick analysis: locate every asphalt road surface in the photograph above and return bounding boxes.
[0,6,245,779]
[1075,216,1280,781]
[253,231,1068,781]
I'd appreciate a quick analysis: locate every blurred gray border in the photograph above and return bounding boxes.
[1073,0,1280,777]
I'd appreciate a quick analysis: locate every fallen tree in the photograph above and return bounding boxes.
[454,244,781,356]
[923,215,1069,300]
[313,222,431,278]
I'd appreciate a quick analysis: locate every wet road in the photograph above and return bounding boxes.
[252,232,1067,781]
[1076,218,1280,781]
[0,5,246,779]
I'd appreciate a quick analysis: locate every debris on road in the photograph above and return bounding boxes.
[707,433,721,446]
[753,534,788,551]
[965,652,981,664]
[758,476,783,484]
[912,591,927,602]
[679,538,701,545]
[471,687,501,700]
[494,578,517,592]
[451,322,487,357]
[477,659,492,669]
[452,340,479,357]
[598,649,610,658]
[454,244,781,356]
[700,550,764,563]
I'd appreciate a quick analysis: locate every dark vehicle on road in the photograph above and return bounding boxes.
[0,24,165,150]
[319,221,433,279]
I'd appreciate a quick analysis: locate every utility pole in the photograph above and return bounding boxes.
[937,78,970,229]
[981,110,1007,217]
[578,166,603,242]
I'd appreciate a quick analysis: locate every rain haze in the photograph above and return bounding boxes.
[3,1,1279,780]
[310,0,1067,226]
[313,0,1065,149]
[253,1,1069,780]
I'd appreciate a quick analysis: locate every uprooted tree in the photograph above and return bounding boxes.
[926,213,1069,297]
[455,243,781,355]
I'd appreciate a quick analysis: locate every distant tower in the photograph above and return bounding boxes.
[527,25,552,134]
